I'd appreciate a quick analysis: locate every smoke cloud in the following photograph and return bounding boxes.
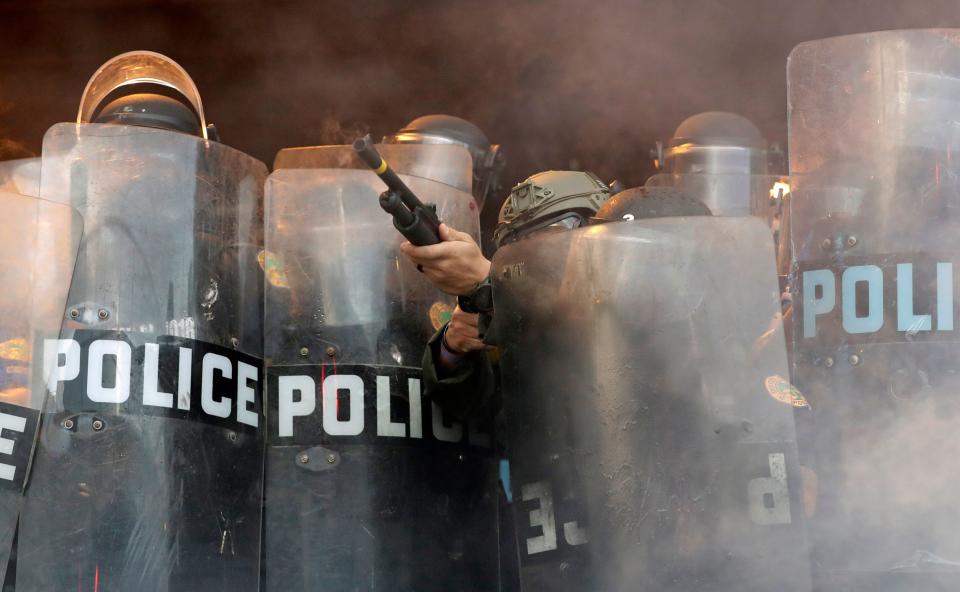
[3,0,960,208]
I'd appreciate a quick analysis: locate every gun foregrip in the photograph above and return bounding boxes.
[380,191,416,227]
[395,212,441,246]
[380,191,439,246]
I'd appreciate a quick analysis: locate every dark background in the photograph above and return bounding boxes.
[2,0,960,215]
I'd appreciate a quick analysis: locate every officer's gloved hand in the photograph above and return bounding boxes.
[400,223,491,296]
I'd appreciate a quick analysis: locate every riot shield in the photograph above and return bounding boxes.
[16,122,266,591]
[0,190,81,583]
[274,143,474,197]
[646,172,786,230]
[263,145,501,590]
[0,158,40,196]
[492,217,811,591]
[787,29,960,590]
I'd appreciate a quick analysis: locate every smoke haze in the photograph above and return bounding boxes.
[3,0,960,214]
[7,2,960,590]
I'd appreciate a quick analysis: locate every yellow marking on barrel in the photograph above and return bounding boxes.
[375,159,388,175]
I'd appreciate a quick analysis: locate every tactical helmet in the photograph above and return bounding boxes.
[494,170,611,247]
[385,114,504,210]
[78,51,212,139]
[595,186,711,222]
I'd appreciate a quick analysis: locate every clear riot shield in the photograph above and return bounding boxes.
[263,144,500,591]
[273,143,474,196]
[0,158,41,196]
[787,29,960,590]
[16,123,266,591]
[0,190,81,582]
[492,217,811,592]
[646,172,786,230]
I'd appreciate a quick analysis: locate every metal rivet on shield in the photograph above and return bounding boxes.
[62,418,74,430]
[298,453,310,464]
[846,235,858,248]
[824,356,835,368]
[97,308,109,320]
[325,346,337,358]
[228,431,237,442]
[69,308,80,319]
[92,419,104,431]
[849,354,861,366]
[299,347,309,357]
[326,454,337,464]
[230,337,239,349]
[820,238,832,251]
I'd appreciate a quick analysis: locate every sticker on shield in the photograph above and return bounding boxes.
[429,301,454,330]
[765,375,809,408]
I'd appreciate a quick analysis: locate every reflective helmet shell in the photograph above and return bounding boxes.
[385,114,504,210]
[79,51,207,138]
[664,111,768,176]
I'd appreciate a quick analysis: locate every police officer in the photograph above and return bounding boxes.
[385,114,506,259]
[17,51,266,591]
[490,176,810,591]
[401,170,612,415]
[384,114,505,214]
[649,111,785,228]
[402,170,612,592]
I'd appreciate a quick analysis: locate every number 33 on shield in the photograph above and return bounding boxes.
[521,481,589,555]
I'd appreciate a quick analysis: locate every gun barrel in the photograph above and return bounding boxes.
[352,135,385,172]
[352,135,425,212]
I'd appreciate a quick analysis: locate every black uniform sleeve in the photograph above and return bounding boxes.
[421,324,499,422]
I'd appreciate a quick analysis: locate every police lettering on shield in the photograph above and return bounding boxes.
[801,260,954,340]
[43,331,262,431]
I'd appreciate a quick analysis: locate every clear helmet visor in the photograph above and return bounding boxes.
[76,51,208,140]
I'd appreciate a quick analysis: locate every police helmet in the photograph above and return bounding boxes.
[595,186,711,222]
[78,51,213,139]
[660,111,767,175]
[385,114,504,210]
[494,170,611,247]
